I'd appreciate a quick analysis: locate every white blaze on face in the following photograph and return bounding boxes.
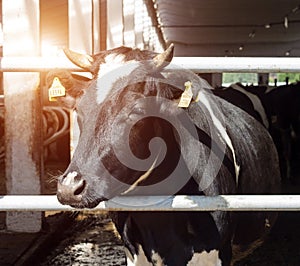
[187,250,222,266]
[96,53,140,104]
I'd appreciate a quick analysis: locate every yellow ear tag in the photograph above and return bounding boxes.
[178,81,193,108]
[48,77,66,102]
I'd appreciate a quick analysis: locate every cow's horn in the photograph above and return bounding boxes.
[153,43,174,69]
[63,48,94,71]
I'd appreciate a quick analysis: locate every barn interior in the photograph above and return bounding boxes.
[155,0,300,57]
[0,0,300,265]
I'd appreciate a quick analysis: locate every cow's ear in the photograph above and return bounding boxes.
[153,43,174,71]
[46,70,91,108]
[63,48,94,72]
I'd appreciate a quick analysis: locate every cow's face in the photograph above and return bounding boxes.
[54,45,195,208]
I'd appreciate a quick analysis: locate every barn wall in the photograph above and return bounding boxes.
[3,0,42,232]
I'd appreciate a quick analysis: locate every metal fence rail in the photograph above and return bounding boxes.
[1,56,300,213]
[0,57,82,72]
[1,56,300,73]
[1,195,300,212]
[172,57,300,73]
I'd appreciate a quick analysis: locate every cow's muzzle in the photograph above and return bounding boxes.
[57,171,87,206]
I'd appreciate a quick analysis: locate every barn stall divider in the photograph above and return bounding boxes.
[1,56,300,217]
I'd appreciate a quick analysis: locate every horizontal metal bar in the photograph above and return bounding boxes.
[0,57,82,72]
[0,57,300,73]
[171,57,300,73]
[1,195,300,212]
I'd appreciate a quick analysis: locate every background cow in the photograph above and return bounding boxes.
[264,82,300,181]
[213,83,269,128]
[48,45,280,265]
[221,82,300,181]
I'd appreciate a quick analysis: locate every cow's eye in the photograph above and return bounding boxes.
[132,106,144,115]
[128,106,145,120]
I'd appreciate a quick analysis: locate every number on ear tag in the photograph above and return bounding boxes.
[178,81,193,108]
[48,77,66,102]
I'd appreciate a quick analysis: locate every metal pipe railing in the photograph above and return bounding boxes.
[0,57,82,72]
[1,195,300,212]
[0,56,300,73]
[171,57,300,73]
[1,56,300,213]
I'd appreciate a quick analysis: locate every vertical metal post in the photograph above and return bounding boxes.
[68,0,95,156]
[99,0,107,51]
[258,73,269,85]
[107,0,123,49]
[199,73,223,88]
[92,0,101,54]
[3,0,42,232]
[68,0,93,53]
[123,0,135,47]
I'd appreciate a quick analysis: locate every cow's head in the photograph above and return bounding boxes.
[52,45,224,208]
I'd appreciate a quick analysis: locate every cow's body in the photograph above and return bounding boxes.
[225,82,300,180]
[264,83,300,179]
[213,83,269,128]
[50,45,280,265]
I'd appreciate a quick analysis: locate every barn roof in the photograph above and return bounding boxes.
[153,0,300,57]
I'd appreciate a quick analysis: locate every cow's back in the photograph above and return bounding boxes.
[215,95,280,262]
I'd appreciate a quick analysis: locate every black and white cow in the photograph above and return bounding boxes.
[225,82,300,180]
[50,45,280,265]
[264,82,300,180]
[213,83,269,129]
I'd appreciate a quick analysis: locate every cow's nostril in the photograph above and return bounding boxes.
[74,179,86,195]
[57,171,88,205]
